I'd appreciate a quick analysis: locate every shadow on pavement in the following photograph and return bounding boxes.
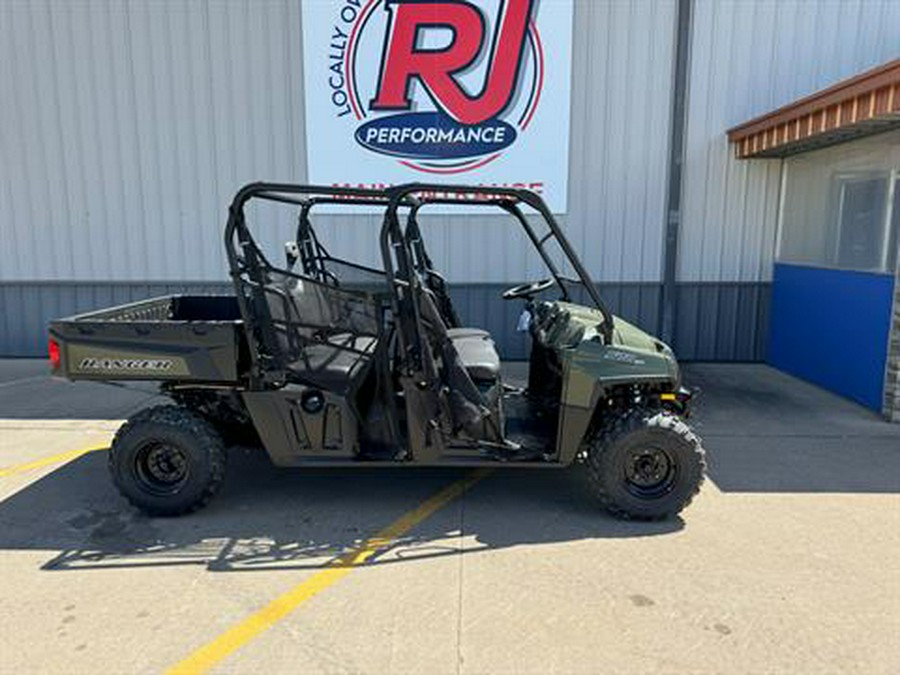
[0,448,681,573]
[0,377,162,420]
[684,363,900,494]
[3,362,899,572]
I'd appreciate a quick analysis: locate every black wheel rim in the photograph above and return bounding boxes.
[623,446,677,499]
[133,441,190,496]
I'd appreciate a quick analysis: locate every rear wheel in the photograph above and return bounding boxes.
[109,405,226,517]
[586,409,705,520]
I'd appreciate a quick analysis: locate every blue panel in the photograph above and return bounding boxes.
[769,263,895,411]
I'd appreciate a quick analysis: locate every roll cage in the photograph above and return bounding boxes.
[294,195,418,287]
[384,183,615,341]
[294,194,465,329]
[225,184,394,388]
[225,182,615,387]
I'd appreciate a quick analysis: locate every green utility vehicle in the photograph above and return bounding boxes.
[49,183,704,520]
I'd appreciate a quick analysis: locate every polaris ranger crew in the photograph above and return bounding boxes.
[49,183,704,520]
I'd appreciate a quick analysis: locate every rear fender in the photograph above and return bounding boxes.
[555,341,678,464]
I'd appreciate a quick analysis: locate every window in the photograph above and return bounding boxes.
[833,173,890,270]
[778,130,900,274]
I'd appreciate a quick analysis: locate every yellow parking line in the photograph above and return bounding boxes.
[167,468,491,675]
[0,445,108,478]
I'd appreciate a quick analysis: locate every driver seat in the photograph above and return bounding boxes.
[416,288,503,441]
[447,326,489,339]
[418,287,495,378]
[450,331,500,382]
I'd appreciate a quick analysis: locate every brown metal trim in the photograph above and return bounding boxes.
[729,60,900,159]
[728,58,900,139]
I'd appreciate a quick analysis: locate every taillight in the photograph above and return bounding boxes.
[48,338,61,370]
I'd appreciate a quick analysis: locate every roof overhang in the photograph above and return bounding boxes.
[727,59,900,159]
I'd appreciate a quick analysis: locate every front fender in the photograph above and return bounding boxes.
[555,341,680,464]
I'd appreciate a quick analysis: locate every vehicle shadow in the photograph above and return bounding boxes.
[0,448,682,574]
[0,368,163,421]
[5,361,897,573]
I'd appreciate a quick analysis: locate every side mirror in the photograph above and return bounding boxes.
[284,241,300,269]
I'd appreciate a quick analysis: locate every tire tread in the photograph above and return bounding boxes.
[110,405,226,516]
[585,408,706,520]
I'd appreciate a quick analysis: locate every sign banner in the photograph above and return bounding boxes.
[301,0,573,212]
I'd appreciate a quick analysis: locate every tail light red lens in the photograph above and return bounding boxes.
[48,338,61,370]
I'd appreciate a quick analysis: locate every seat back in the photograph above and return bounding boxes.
[416,287,502,441]
[262,270,379,358]
[234,258,383,392]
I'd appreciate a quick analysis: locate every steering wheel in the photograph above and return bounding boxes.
[502,278,556,300]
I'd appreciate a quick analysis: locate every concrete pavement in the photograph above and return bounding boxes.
[0,360,898,674]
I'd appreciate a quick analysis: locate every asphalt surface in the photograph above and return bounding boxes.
[0,360,898,674]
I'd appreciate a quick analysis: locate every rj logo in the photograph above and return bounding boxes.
[370,0,534,125]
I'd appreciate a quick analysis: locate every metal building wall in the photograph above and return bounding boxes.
[4,1,898,359]
[0,0,677,357]
[676,0,900,357]
[0,0,678,282]
[0,0,305,283]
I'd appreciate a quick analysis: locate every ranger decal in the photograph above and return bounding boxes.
[79,357,174,372]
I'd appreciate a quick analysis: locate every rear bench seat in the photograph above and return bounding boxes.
[290,330,499,393]
[290,334,377,393]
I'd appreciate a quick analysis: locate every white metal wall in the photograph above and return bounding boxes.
[4,0,899,358]
[0,0,305,283]
[680,0,900,283]
[0,0,676,285]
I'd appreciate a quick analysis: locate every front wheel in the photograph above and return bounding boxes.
[109,405,227,517]
[586,409,705,520]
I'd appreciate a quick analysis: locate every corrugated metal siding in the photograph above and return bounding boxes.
[2,280,767,361]
[0,0,305,282]
[0,281,231,357]
[674,282,770,361]
[680,0,900,283]
[0,0,675,285]
[565,0,675,282]
[6,0,886,361]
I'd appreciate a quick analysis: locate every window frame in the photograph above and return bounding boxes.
[776,136,900,275]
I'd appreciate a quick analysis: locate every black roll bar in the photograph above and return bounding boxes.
[225,181,617,385]
[294,194,419,246]
[384,183,615,344]
[295,195,421,285]
[225,182,395,267]
[225,183,399,384]
[404,197,572,301]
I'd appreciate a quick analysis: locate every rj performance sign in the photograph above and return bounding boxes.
[302,0,573,212]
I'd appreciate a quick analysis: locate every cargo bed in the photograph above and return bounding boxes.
[49,295,246,383]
